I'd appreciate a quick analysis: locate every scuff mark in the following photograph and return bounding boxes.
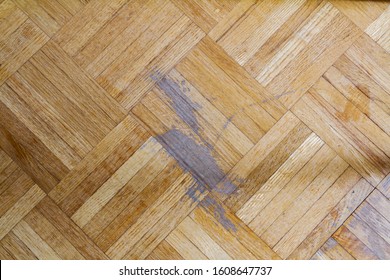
[260,90,295,104]
[222,115,233,130]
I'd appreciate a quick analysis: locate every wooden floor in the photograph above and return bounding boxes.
[0,0,389,260]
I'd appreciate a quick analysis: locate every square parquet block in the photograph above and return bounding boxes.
[326,189,390,260]
[13,0,86,37]
[216,1,362,108]
[54,0,205,110]
[292,34,390,186]
[0,149,45,245]
[0,0,48,85]
[48,116,204,259]
[0,41,125,192]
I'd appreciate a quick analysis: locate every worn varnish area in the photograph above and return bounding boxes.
[0,0,389,260]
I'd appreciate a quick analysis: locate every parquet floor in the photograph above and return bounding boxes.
[0,0,389,260]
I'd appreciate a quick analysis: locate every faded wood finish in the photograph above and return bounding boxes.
[0,0,389,260]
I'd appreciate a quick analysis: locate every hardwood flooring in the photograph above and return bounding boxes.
[0,0,389,260]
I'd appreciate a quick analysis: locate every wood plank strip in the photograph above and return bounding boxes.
[73,0,147,68]
[10,65,95,155]
[209,0,256,41]
[346,42,390,100]
[58,124,148,216]
[177,45,276,143]
[376,173,390,199]
[83,149,174,241]
[311,77,390,160]
[14,0,72,36]
[54,0,127,55]
[117,21,205,110]
[262,155,349,247]
[165,229,208,260]
[0,185,45,240]
[41,41,126,123]
[12,220,61,260]
[317,238,355,260]
[147,78,244,168]
[3,79,82,169]
[367,189,390,221]
[245,0,322,78]
[237,133,324,223]
[71,137,161,227]
[323,66,390,136]
[345,214,390,259]
[93,158,182,250]
[0,161,19,193]
[24,209,85,259]
[256,3,338,86]
[198,36,286,120]
[191,196,280,260]
[218,0,305,65]
[171,0,235,33]
[176,217,231,260]
[330,0,388,30]
[292,92,387,185]
[267,12,362,108]
[36,197,108,260]
[0,0,27,38]
[249,144,336,236]
[355,202,390,244]
[0,19,48,85]
[332,225,379,260]
[146,240,184,260]
[107,173,203,259]
[365,5,390,52]
[0,171,34,216]
[334,54,390,115]
[0,232,37,260]
[288,178,373,259]
[49,116,140,203]
[274,167,361,258]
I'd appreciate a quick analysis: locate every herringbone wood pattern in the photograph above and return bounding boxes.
[1,0,389,260]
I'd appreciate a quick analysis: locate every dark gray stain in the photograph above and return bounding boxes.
[151,71,201,133]
[201,196,237,233]
[223,116,233,130]
[150,71,238,232]
[155,129,237,197]
[186,183,207,204]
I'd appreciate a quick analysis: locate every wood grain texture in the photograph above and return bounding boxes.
[0,0,389,259]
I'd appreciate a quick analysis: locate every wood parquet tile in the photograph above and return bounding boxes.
[0,0,389,260]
